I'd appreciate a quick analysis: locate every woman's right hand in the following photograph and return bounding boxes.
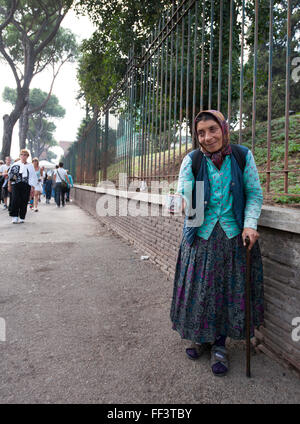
[242,228,260,250]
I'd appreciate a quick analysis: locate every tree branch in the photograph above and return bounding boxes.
[0,34,21,90]
[34,6,70,57]
[33,57,50,76]
[11,16,26,35]
[31,1,65,47]
[0,0,19,32]
[29,55,71,115]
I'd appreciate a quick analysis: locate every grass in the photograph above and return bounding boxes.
[105,114,300,206]
[230,114,300,205]
[106,142,193,181]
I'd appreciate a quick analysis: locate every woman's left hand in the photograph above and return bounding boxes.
[242,228,259,250]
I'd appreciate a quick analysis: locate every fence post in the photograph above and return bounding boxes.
[103,110,109,181]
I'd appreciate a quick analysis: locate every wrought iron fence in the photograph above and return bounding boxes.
[64,0,300,200]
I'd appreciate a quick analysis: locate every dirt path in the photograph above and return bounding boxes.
[0,200,299,404]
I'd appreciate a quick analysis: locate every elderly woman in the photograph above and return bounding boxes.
[170,110,264,377]
[8,149,38,223]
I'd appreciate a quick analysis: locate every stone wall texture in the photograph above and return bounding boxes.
[73,186,300,375]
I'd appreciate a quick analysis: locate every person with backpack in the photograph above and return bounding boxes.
[7,149,38,224]
[44,169,53,204]
[170,110,264,377]
[53,162,70,208]
[65,170,74,202]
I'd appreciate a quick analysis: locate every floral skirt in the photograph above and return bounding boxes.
[170,222,264,343]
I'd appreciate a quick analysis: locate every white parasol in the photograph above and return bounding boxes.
[39,160,56,169]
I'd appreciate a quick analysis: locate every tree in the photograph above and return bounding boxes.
[0,0,74,159]
[3,87,66,121]
[77,32,127,110]
[18,27,77,149]
[46,150,57,163]
[75,0,167,110]
[27,118,57,159]
[3,87,65,158]
[75,0,243,134]
[243,0,300,123]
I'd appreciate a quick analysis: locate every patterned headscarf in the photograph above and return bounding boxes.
[194,109,231,170]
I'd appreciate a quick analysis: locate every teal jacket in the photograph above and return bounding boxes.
[178,148,263,245]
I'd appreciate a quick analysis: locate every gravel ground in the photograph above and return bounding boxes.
[0,200,299,404]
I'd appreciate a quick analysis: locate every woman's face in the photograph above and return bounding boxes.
[196,119,223,153]
[20,153,29,163]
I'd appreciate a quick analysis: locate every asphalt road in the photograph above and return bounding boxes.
[0,199,299,404]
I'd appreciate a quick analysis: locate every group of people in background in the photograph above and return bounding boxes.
[0,150,74,224]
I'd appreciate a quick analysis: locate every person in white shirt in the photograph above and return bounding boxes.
[53,162,70,208]
[0,156,12,209]
[32,157,44,212]
[8,149,38,224]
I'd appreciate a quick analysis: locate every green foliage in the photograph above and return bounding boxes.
[74,0,166,53]
[2,86,66,159]
[3,87,66,119]
[2,86,17,104]
[0,0,76,158]
[74,0,167,109]
[27,117,58,159]
[272,186,300,204]
[0,1,77,73]
[77,32,126,108]
[75,116,92,140]
[41,26,78,65]
[242,0,300,124]
[45,149,57,162]
[30,89,66,118]
[3,86,65,158]
[230,113,300,203]
[75,0,243,125]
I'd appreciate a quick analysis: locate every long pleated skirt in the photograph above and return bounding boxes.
[170,222,264,343]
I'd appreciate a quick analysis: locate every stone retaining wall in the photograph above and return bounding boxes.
[73,185,300,375]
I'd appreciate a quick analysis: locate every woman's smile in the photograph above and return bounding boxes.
[196,119,223,152]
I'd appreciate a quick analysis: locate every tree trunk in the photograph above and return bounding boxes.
[28,138,33,157]
[1,91,28,160]
[19,103,29,150]
[1,115,15,159]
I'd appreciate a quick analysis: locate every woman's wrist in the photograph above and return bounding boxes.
[243,217,257,230]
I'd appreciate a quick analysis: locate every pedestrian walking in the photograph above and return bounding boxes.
[0,160,4,204]
[170,110,264,377]
[52,165,58,200]
[65,170,74,202]
[8,150,38,224]
[0,156,12,210]
[32,158,43,212]
[44,169,53,204]
[53,162,70,207]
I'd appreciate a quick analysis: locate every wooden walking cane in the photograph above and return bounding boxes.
[245,236,251,378]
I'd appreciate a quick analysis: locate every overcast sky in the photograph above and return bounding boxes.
[0,8,96,160]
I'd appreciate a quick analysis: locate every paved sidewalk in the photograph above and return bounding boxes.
[0,199,299,404]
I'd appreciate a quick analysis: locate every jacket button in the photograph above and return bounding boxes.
[204,201,207,204]
[232,182,235,186]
